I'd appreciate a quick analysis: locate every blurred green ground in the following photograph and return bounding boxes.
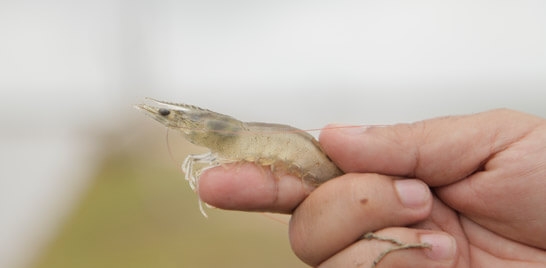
[30,127,307,268]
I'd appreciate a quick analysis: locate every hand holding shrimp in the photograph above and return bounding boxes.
[136,98,432,267]
[137,100,546,267]
[200,109,546,267]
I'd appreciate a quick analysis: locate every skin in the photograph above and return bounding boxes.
[198,108,546,267]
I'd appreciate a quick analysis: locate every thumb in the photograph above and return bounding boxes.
[319,109,543,187]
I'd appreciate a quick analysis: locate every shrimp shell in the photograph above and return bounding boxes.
[136,98,343,215]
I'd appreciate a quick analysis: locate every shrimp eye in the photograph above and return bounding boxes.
[158,108,171,116]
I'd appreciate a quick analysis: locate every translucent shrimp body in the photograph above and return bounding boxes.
[136,98,343,214]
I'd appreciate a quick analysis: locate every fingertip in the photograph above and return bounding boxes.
[319,124,368,147]
[197,165,236,207]
[319,124,387,173]
[394,179,432,210]
[419,233,457,262]
[198,163,271,210]
[198,163,309,213]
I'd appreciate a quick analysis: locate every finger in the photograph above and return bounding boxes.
[198,162,313,213]
[289,174,432,266]
[320,109,543,186]
[318,227,457,268]
[435,124,546,249]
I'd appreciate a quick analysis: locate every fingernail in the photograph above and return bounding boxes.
[394,179,429,208]
[420,233,456,261]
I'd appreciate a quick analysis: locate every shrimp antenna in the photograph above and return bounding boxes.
[165,127,177,164]
[260,213,289,225]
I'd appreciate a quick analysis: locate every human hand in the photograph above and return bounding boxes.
[198,109,546,267]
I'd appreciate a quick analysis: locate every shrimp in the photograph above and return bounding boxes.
[135,98,342,196]
[135,98,430,268]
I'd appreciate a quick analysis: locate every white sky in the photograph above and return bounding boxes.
[0,1,545,267]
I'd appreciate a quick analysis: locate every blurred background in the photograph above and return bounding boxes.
[1,1,545,267]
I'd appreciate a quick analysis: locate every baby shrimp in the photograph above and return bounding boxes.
[135,98,343,214]
[135,98,429,268]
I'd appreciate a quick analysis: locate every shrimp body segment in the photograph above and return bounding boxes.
[136,98,343,192]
